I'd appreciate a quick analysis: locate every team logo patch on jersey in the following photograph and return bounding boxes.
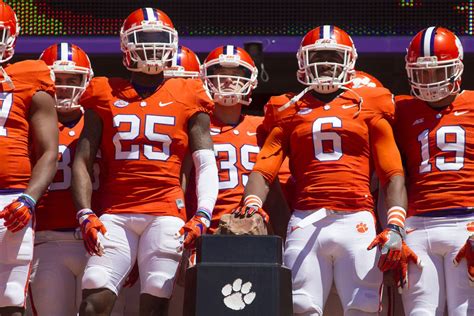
[467,222,474,232]
[114,100,129,108]
[356,222,368,233]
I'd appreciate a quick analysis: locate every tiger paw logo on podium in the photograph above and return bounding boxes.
[221,278,256,310]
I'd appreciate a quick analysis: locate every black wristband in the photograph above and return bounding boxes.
[387,223,406,239]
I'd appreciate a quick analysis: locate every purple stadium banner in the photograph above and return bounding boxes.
[16,36,474,54]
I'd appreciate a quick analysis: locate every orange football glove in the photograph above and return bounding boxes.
[368,224,405,271]
[76,209,108,256]
[392,241,422,293]
[175,209,211,251]
[454,235,474,287]
[0,194,36,233]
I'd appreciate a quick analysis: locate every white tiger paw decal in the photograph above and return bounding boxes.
[221,278,256,310]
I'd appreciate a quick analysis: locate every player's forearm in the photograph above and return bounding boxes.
[24,150,58,201]
[243,172,271,204]
[193,149,218,215]
[383,175,408,228]
[383,175,407,209]
[72,159,94,210]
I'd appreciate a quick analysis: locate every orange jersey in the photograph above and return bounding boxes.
[81,77,213,220]
[0,60,55,190]
[394,91,474,216]
[186,115,265,230]
[35,116,101,231]
[255,87,397,212]
[349,70,384,89]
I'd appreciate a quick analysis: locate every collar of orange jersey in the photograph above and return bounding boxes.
[210,114,245,129]
[110,78,142,101]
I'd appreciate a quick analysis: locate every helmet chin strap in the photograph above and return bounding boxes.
[214,94,241,106]
[310,83,341,94]
[277,84,363,118]
[0,66,14,90]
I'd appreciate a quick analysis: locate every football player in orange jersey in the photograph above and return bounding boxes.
[262,69,385,212]
[394,27,474,315]
[237,25,409,315]
[0,3,58,315]
[27,42,98,316]
[71,8,218,316]
[185,45,291,234]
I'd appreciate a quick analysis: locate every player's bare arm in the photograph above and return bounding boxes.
[243,125,287,201]
[189,112,213,152]
[176,112,219,249]
[27,90,59,200]
[367,117,421,289]
[237,125,287,218]
[72,109,102,210]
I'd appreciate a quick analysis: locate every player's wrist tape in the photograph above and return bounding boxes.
[244,195,263,208]
[387,223,406,239]
[18,193,36,211]
[196,208,211,227]
[76,208,95,224]
[387,206,406,228]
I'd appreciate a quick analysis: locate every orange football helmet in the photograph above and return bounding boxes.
[120,7,178,74]
[297,25,357,93]
[0,2,19,63]
[406,26,463,102]
[202,45,258,106]
[40,42,94,111]
[164,45,200,79]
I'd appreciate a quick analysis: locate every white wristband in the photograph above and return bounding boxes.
[387,206,407,228]
[244,195,263,208]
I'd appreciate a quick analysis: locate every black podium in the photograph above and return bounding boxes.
[183,235,293,316]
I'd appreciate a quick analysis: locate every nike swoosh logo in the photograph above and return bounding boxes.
[210,128,221,136]
[247,131,257,136]
[412,118,424,126]
[342,104,358,109]
[406,228,416,234]
[159,101,173,107]
[454,110,469,116]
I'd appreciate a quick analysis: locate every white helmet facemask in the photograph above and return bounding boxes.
[406,56,463,102]
[297,40,356,94]
[121,21,178,75]
[203,54,258,106]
